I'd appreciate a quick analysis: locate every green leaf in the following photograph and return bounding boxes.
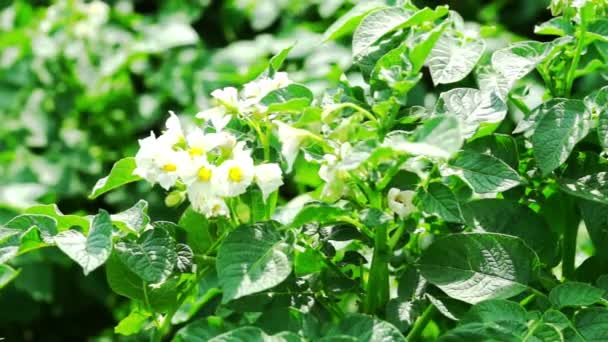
[560,172,608,204]
[534,17,574,36]
[428,34,485,85]
[289,202,349,228]
[323,1,386,42]
[54,210,113,276]
[114,309,151,336]
[260,84,313,113]
[531,99,590,175]
[435,88,507,139]
[89,157,141,199]
[111,200,149,234]
[385,299,425,331]
[0,264,20,289]
[115,227,177,283]
[567,308,608,341]
[588,86,608,149]
[461,299,527,324]
[0,214,58,263]
[419,233,538,304]
[176,243,194,273]
[294,246,325,276]
[326,314,405,341]
[416,182,463,223]
[462,199,558,266]
[24,204,89,232]
[385,116,463,160]
[174,317,228,342]
[549,282,605,309]
[178,206,213,254]
[209,326,298,342]
[105,253,182,312]
[217,222,293,303]
[447,150,522,193]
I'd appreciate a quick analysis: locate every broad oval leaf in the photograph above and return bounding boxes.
[427,34,485,85]
[435,88,507,139]
[323,1,386,42]
[549,282,605,309]
[55,210,113,275]
[446,150,523,193]
[90,157,142,199]
[567,308,608,341]
[353,7,413,58]
[419,233,538,304]
[531,99,591,175]
[217,221,293,303]
[115,227,177,283]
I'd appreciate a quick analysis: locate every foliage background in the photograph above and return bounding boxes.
[0,0,581,340]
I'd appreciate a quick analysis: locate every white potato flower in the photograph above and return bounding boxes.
[134,132,190,190]
[187,193,229,218]
[242,72,292,111]
[275,121,312,172]
[254,163,283,200]
[196,106,232,131]
[185,128,224,158]
[387,188,416,219]
[213,153,255,197]
[158,111,186,147]
[211,86,239,110]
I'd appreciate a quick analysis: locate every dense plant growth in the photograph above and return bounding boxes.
[2,0,608,340]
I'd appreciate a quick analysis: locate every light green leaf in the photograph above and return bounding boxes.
[54,210,113,276]
[385,116,463,160]
[111,200,149,234]
[114,309,151,336]
[427,34,485,85]
[534,17,574,36]
[115,227,177,283]
[419,233,538,304]
[549,282,605,309]
[586,86,608,149]
[289,202,349,228]
[416,182,463,223]
[462,299,527,324]
[353,7,413,58]
[323,1,386,42]
[532,99,590,175]
[0,264,20,289]
[217,222,293,303]
[447,150,522,193]
[435,88,507,138]
[174,317,228,342]
[476,64,511,101]
[260,84,313,113]
[560,172,608,204]
[326,314,406,341]
[90,157,142,199]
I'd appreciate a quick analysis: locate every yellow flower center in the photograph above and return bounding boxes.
[228,166,243,182]
[189,147,204,157]
[197,166,212,182]
[162,163,177,172]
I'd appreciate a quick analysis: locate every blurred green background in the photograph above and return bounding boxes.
[0,0,553,340]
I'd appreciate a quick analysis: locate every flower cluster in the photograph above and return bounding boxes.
[196,71,292,128]
[133,112,282,218]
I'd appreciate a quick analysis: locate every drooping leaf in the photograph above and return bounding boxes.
[427,34,485,85]
[217,222,293,303]
[89,157,142,199]
[24,204,89,232]
[446,150,522,193]
[435,88,507,138]
[531,99,590,175]
[111,200,149,234]
[115,227,177,283]
[260,84,313,113]
[419,233,538,304]
[54,210,113,276]
[416,182,464,223]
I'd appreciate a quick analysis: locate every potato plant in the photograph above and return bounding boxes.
[2,0,608,340]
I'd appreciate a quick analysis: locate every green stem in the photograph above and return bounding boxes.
[388,221,406,250]
[406,304,435,341]
[325,103,378,124]
[364,222,389,314]
[564,17,587,97]
[562,221,578,280]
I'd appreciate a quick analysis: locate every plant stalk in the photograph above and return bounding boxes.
[406,304,435,341]
[562,221,578,280]
[364,222,389,314]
